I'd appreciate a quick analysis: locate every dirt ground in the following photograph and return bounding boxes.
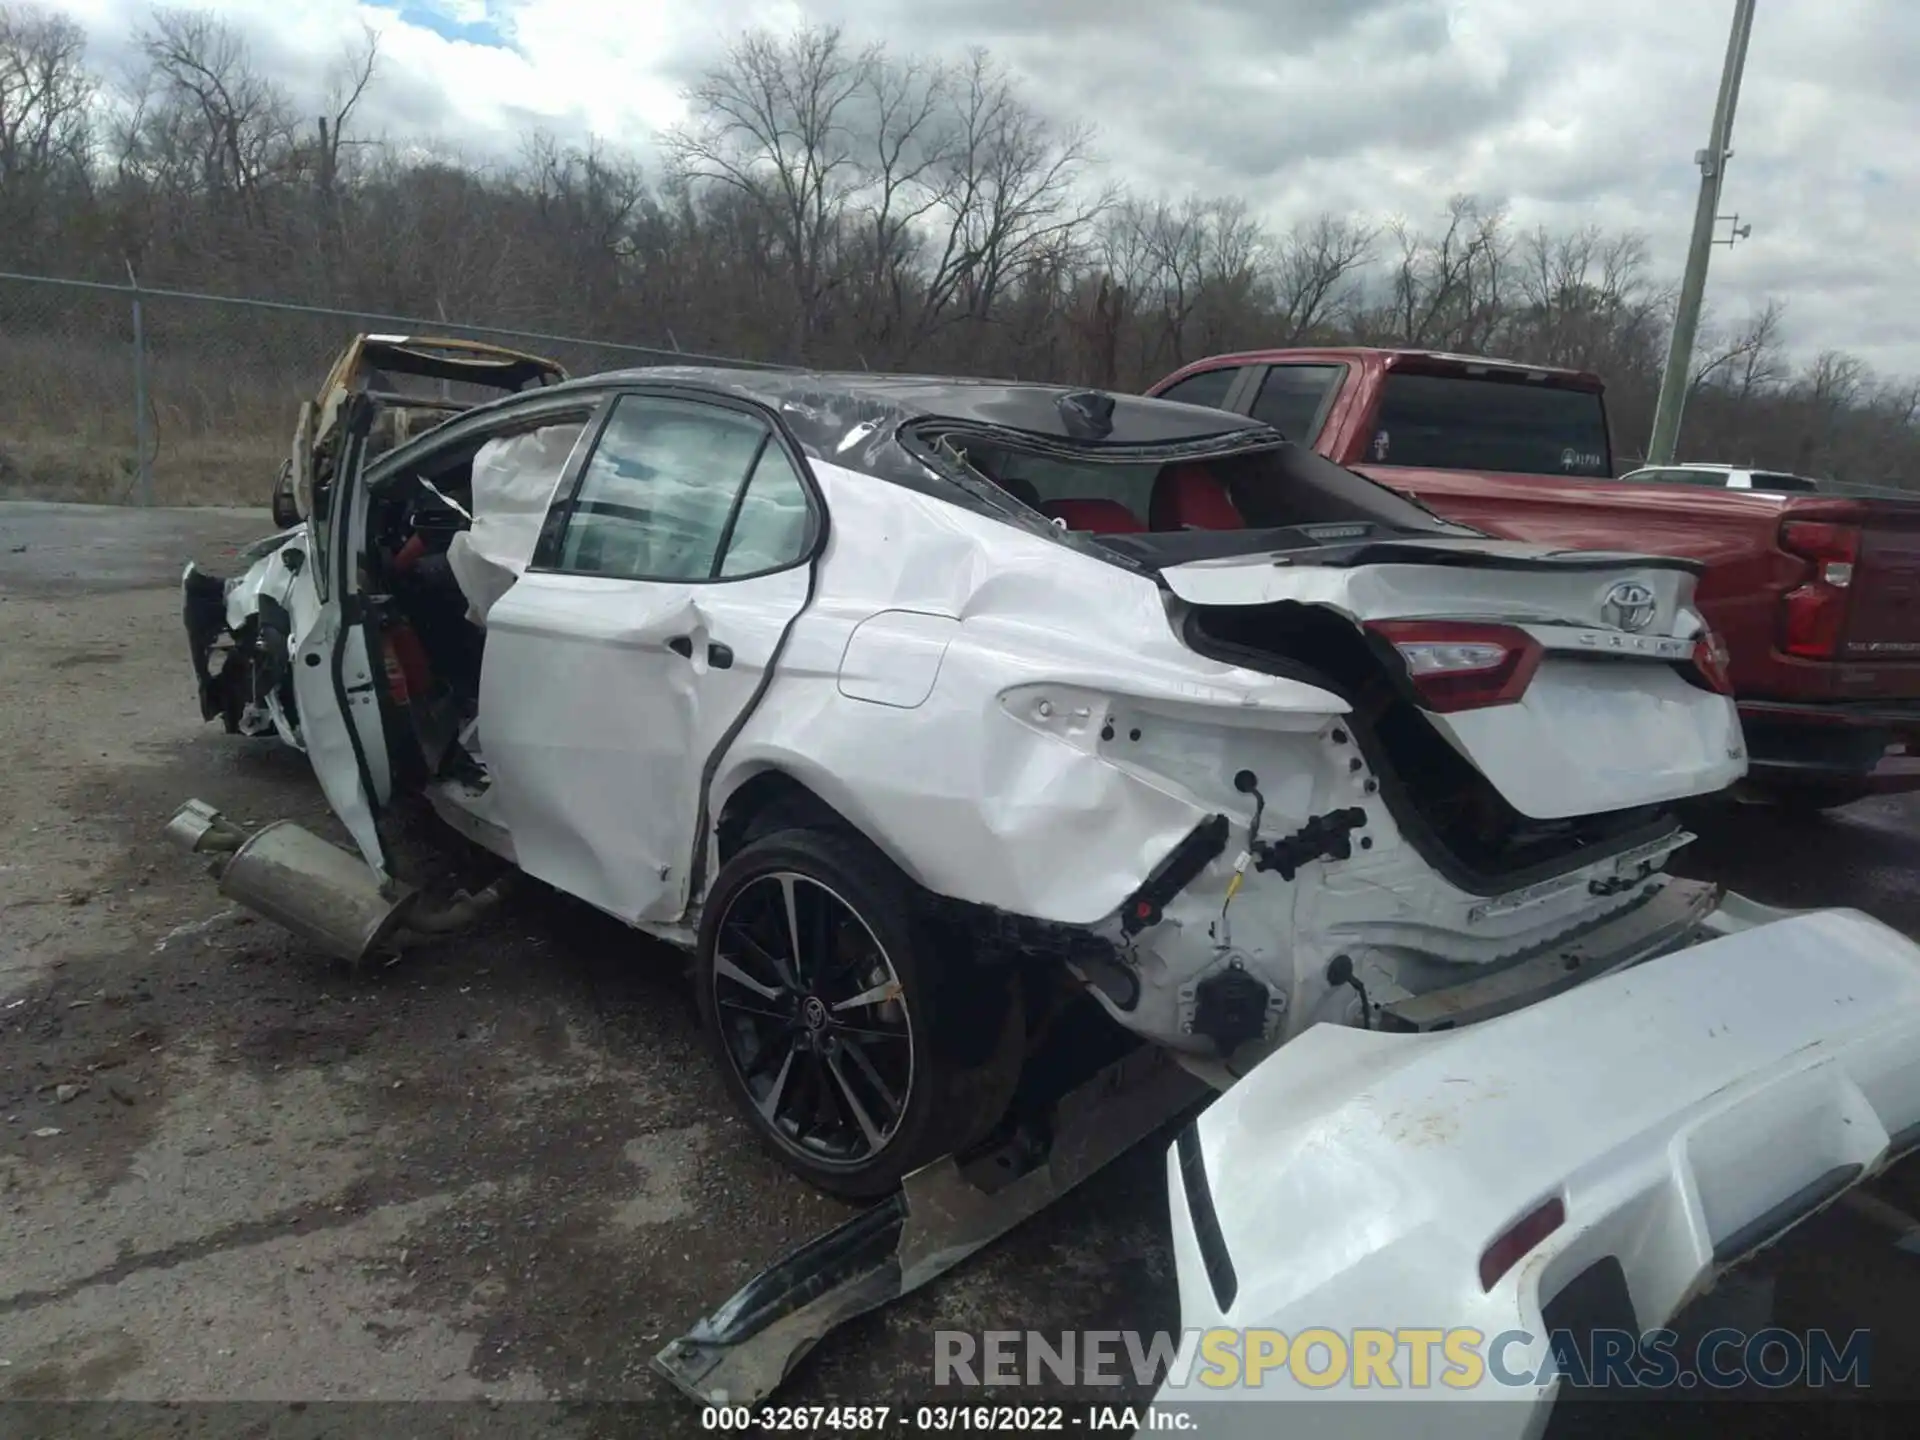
[2,500,1918,1438]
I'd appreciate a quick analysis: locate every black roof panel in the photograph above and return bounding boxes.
[550,366,1267,456]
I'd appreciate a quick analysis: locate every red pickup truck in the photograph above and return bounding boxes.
[1146,347,1920,812]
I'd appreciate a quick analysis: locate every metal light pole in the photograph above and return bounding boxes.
[1646,0,1757,466]
[127,259,154,507]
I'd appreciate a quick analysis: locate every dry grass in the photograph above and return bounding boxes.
[0,300,631,507]
[0,322,296,506]
[0,432,280,506]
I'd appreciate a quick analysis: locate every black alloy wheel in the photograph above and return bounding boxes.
[711,868,914,1168]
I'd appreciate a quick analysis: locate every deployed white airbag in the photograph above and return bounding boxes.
[447,423,583,623]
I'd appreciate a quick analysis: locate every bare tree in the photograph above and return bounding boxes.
[845,52,949,358]
[1374,196,1509,350]
[130,7,294,220]
[908,48,1105,348]
[1270,214,1374,342]
[666,25,876,359]
[0,3,93,208]
[1689,297,1788,407]
[2,13,1917,496]
[315,24,379,210]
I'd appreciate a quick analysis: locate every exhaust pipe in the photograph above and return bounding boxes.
[164,800,511,964]
[167,800,415,963]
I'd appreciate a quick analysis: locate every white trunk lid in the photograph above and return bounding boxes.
[1161,540,1746,818]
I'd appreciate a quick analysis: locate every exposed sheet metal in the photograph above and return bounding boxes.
[652,1043,1209,1408]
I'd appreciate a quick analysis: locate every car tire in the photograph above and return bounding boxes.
[695,825,1023,1200]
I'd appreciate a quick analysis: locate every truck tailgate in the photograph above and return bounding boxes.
[1846,514,1920,659]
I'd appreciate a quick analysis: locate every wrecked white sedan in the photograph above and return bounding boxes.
[172,367,1920,1416]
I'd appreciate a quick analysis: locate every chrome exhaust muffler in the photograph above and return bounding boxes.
[164,800,516,964]
[167,800,417,963]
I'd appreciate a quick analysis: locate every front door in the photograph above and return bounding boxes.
[288,393,396,876]
[479,391,821,923]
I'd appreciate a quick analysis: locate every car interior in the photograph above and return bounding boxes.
[961,444,1254,534]
[354,415,591,785]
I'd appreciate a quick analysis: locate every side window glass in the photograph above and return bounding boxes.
[557,396,767,581]
[1640,468,1721,487]
[1248,364,1341,440]
[719,443,813,577]
[1157,368,1239,411]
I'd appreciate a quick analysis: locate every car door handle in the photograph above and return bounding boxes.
[707,642,734,669]
[667,635,694,659]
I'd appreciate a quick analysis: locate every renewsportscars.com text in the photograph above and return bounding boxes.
[934,1326,1872,1391]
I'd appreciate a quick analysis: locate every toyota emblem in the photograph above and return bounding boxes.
[1602,580,1659,633]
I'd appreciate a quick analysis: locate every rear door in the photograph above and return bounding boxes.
[479,390,822,924]
[289,393,396,875]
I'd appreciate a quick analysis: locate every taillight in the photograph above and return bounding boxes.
[1687,629,1734,695]
[1367,620,1544,713]
[1479,1194,1566,1291]
[1778,520,1859,659]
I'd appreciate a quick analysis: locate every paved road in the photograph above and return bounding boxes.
[1,502,1916,1436]
[0,501,274,597]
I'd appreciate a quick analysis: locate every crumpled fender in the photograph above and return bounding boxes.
[222,526,305,631]
[1145,900,1920,1435]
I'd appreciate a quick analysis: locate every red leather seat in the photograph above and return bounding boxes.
[1040,498,1147,533]
[1149,465,1244,530]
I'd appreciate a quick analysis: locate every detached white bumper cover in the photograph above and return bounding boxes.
[1149,903,1920,1437]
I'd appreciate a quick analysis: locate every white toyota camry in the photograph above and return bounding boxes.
[173,367,1920,1425]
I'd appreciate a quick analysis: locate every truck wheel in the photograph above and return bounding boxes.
[695,826,1022,1200]
[1750,779,1874,816]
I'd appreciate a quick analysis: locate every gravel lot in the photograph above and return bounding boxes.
[2,500,1917,1437]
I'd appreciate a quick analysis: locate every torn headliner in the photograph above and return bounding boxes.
[352,337,568,393]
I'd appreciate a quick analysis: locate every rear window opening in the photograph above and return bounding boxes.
[1182,602,1671,886]
[945,435,1466,548]
[1369,372,1613,478]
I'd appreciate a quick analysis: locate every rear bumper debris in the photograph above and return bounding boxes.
[652,1042,1209,1407]
[1147,899,1920,1436]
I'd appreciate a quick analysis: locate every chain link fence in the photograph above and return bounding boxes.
[0,271,769,507]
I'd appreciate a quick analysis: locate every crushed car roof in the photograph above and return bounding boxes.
[349,335,567,392]
[545,366,1273,456]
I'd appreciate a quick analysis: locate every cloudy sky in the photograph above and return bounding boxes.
[49,0,1920,376]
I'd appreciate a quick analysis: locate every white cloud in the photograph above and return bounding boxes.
[47,0,1920,376]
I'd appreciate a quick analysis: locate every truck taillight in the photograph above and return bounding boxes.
[1367,620,1544,713]
[1778,520,1860,659]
